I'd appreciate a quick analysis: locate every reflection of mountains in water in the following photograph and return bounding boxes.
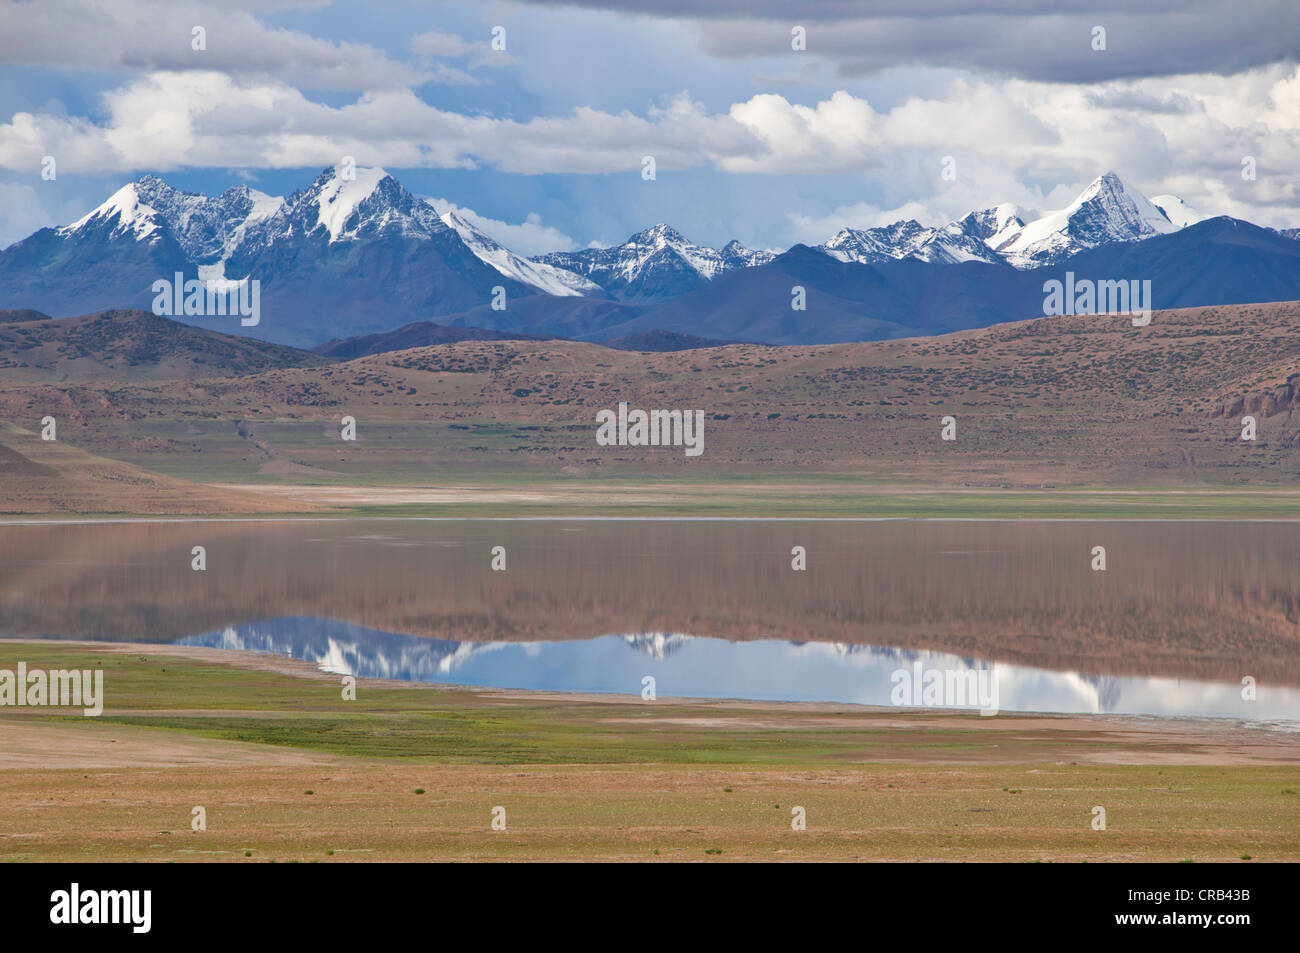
[178,616,1123,708]
[622,632,692,660]
[183,619,706,677]
[181,617,498,681]
[799,640,1122,710]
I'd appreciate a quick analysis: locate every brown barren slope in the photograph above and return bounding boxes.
[0,308,329,383]
[0,422,314,514]
[2,301,1299,489]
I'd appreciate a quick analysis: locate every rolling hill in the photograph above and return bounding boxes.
[313,321,557,359]
[4,300,1300,489]
[600,329,741,351]
[0,309,329,383]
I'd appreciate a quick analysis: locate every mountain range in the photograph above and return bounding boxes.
[534,223,776,302]
[0,167,1296,348]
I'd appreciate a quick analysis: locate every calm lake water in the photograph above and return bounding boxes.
[3,519,1300,722]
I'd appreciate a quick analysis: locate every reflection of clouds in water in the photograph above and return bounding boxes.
[179,617,1300,724]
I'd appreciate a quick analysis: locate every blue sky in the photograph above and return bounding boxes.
[1,0,1298,253]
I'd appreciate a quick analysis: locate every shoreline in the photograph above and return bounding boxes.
[11,478,1300,521]
[3,636,1293,731]
[3,638,1296,762]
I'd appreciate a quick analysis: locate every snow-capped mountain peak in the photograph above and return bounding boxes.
[997,172,1177,268]
[436,206,602,297]
[956,203,1026,248]
[229,166,453,260]
[819,216,1006,266]
[821,220,926,264]
[608,224,771,279]
[633,223,687,246]
[313,166,390,242]
[61,175,294,270]
[814,176,1202,271]
[530,224,775,301]
[719,238,776,268]
[1150,194,1207,230]
[62,181,164,242]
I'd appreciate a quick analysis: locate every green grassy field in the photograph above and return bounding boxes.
[0,644,1084,763]
[0,642,1295,862]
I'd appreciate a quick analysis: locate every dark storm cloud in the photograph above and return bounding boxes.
[514,0,1300,82]
[1084,88,1204,114]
